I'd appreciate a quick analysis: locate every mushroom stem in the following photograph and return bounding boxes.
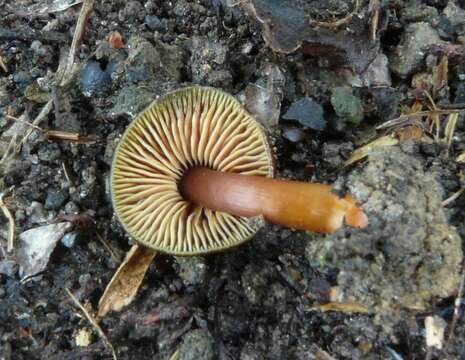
[180,167,368,233]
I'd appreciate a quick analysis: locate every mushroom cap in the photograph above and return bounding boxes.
[111,86,274,255]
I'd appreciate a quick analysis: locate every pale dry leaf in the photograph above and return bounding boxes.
[444,112,458,149]
[457,151,465,163]
[17,222,73,279]
[98,245,157,318]
[344,135,399,167]
[310,301,369,313]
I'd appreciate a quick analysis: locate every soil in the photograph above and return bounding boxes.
[1,0,465,359]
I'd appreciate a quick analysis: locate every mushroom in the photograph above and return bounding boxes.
[111,86,367,255]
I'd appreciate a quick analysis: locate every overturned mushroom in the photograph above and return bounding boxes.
[111,87,367,255]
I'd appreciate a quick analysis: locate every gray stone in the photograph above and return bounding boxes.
[443,1,465,29]
[110,85,153,118]
[174,257,208,287]
[360,53,391,87]
[401,3,438,23]
[0,259,17,277]
[282,97,326,130]
[330,87,364,124]
[144,15,165,31]
[120,36,185,84]
[44,190,68,210]
[64,201,80,214]
[244,64,285,129]
[27,201,49,224]
[179,329,217,360]
[190,36,231,87]
[79,60,118,97]
[61,231,78,248]
[390,22,441,78]
[282,126,305,142]
[119,1,145,22]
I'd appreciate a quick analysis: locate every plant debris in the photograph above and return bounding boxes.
[0,188,15,252]
[66,288,117,360]
[98,245,157,318]
[241,0,380,73]
[17,222,73,279]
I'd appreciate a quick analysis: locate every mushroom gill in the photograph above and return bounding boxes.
[111,87,274,255]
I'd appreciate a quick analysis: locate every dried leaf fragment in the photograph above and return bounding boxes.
[17,222,73,279]
[344,135,399,167]
[310,301,369,314]
[98,245,157,318]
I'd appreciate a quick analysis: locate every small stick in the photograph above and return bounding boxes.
[20,99,53,147]
[0,27,68,43]
[0,54,8,73]
[95,233,122,263]
[5,114,44,131]
[168,350,180,360]
[442,187,465,207]
[0,187,15,252]
[65,288,117,360]
[64,0,95,80]
[376,109,465,130]
[309,0,361,28]
[62,162,72,185]
[446,264,465,343]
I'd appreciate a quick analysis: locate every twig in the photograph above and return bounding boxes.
[19,99,53,147]
[376,109,465,130]
[65,288,117,360]
[0,54,8,73]
[0,27,68,43]
[5,114,43,131]
[96,232,122,263]
[311,345,337,360]
[61,0,95,86]
[62,162,72,185]
[309,0,361,28]
[442,187,465,207]
[168,350,180,360]
[369,0,380,41]
[446,263,465,343]
[0,188,15,252]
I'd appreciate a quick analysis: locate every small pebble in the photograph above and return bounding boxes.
[44,190,68,210]
[282,97,326,130]
[62,232,78,248]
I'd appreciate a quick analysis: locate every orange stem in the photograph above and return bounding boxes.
[180,167,367,233]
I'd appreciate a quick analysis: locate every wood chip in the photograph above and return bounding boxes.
[98,245,157,318]
[425,315,446,350]
[310,301,369,314]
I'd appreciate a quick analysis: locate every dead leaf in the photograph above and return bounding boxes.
[310,301,369,313]
[24,0,84,15]
[444,112,458,149]
[0,54,8,73]
[457,151,465,163]
[17,222,73,279]
[344,135,399,166]
[98,245,157,318]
